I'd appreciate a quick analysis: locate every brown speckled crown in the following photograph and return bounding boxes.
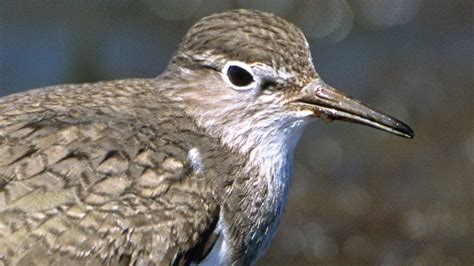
[170,9,316,79]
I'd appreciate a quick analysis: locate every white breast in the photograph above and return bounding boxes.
[202,115,310,265]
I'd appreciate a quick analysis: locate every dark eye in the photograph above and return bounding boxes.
[227,65,254,87]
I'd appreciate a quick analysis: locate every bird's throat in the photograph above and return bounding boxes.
[213,115,309,264]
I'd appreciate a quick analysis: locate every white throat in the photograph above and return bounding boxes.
[200,109,310,263]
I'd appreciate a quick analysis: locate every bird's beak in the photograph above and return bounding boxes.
[297,80,414,138]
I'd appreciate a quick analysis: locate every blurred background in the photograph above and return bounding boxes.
[0,0,472,265]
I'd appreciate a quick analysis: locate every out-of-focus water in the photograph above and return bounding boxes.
[1,1,472,264]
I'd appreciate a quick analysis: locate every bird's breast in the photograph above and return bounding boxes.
[206,141,296,265]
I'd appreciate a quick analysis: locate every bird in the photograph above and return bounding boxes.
[0,9,413,266]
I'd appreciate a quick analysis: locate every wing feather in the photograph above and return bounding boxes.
[0,81,220,265]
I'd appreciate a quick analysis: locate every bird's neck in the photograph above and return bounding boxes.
[219,114,308,199]
[155,74,309,263]
[199,109,309,263]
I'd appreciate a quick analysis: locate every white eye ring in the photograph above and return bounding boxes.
[221,61,257,91]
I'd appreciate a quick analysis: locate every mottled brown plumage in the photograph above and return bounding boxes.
[0,9,413,266]
[0,80,230,265]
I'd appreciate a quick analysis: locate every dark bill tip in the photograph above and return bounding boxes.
[334,107,415,139]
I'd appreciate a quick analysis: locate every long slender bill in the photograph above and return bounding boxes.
[298,80,414,138]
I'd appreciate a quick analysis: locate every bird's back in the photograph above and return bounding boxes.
[0,79,227,265]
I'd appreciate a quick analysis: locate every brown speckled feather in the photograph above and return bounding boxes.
[0,79,223,265]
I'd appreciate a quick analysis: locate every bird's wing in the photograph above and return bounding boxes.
[0,81,221,265]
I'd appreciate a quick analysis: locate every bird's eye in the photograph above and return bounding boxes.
[227,65,254,87]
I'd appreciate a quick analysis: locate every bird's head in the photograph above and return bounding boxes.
[162,9,413,154]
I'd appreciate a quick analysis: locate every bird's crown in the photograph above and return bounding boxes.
[170,9,317,86]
